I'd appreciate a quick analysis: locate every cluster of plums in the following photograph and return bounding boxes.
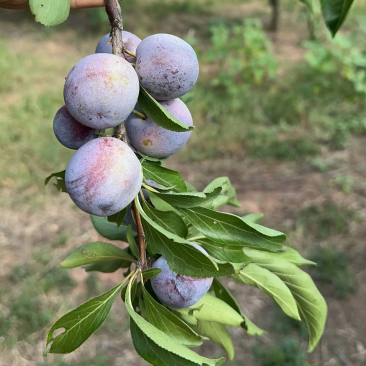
[53,30,209,308]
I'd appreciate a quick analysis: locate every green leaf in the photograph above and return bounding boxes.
[209,196,230,210]
[240,217,286,241]
[211,279,264,335]
[84,260,128,273]
[199,239,250,263]
[242,214,264,224]
[180,207,285,252]
[320,0,355,36]
[60,242,135,268]
[139,295,147,319]
[147,191,176,212]
[244,247,316,267]
[178,294,244,327]
[137,152,163,164]
[185,182,198,192]
[143,202,188,238]
[251,258,327,352]
[30,0,71,27]
[121,275,138,303]
[45,170,67,193]
[153,188,222,209]
[107,206,128,228]
[142,161,187,193]
[141,281,202,347]
[142,268,162,280]
[91,215,129,241]
[135,197,237,278]
[170,309,198,326]
[126,276,226,366]
[204,177,240,208]
[46,281,123,353]
[142,216,236,278]
[192,321,234,360]
[138,86,194,132]
[127,225,139,259]
[233,264,301,320]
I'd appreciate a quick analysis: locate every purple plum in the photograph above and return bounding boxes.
[65,137,143,217]
[53,105,97,150]
[151,243,213,308]
[125,98,193,158]
[136,34,199,100]
[95,30,141,63]
[64,53,139,130]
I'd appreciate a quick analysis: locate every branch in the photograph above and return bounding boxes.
[104,0,128,141]
[104,1,145,268]
[104,0,123,56]
[132,200,148,271]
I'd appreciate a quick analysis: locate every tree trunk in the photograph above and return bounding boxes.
[269,0,280,32]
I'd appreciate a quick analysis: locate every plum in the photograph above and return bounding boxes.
[95,30,141,63]
[136,34,199,100]
[125,98,193,158]
[53,105,97,150]
[150,243,213,308]
[65,137,143,217]
[64,53,139,130]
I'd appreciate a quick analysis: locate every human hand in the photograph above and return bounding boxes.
[0,0,121,10]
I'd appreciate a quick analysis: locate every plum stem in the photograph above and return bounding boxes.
[132,110,147,120]
[132,200,148,271]
[142,182,158,192]
[114,123,127,142]
[104,0,123,57]
[125,49,137,58]
[94,132,112,137]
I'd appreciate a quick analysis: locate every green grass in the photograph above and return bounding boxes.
[253,338,310,366]
[38,355,112,366]
[0,37,73,198]
[309,246,356,298]
[296,200,357,240]
[0,264,78,347]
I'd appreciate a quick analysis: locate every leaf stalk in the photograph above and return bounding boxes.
[133,198,148,271]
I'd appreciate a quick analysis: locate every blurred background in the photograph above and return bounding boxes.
[1,0,366,365]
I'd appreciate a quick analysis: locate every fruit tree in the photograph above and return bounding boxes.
[2,0,356,365]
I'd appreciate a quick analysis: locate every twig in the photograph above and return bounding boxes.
[104,0,123,56]
[132,201,148,270]
[104,0,146,270]
[132,109,147,120]
[104,0,128,142]
[125,49,137,58]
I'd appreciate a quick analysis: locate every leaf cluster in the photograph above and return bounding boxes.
[45,165,327,364]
